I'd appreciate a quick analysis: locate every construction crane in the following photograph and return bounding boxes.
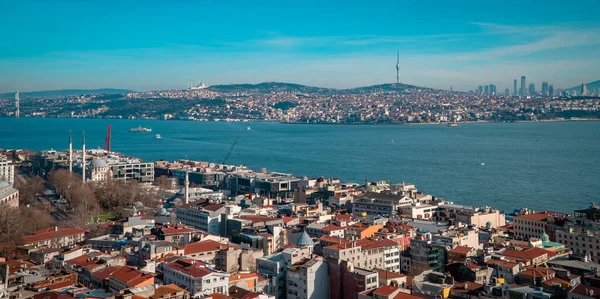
[220,138,239,164]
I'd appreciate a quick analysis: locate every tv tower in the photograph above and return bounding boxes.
[396,50,400,84]
[15,92,20,118]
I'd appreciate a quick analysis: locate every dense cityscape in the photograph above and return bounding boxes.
[1,140,600,299]
[1,79,599,124]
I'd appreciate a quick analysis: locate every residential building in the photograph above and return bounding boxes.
[163,259,230,297]
[177,203,231,235]
[0,155,14,185]
[286,257,328,299]
[256,247,311,299]
[435,203,505,228]
[108,266,155,292]
[22,227,86,249]
[514,211,569,241]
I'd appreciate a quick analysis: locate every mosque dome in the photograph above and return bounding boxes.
[91,159,107,167]
[296,231,314,247]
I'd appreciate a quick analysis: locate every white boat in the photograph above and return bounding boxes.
[246,126,251,131]
[155,134,161,139]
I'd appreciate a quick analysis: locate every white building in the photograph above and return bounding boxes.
[163,258,230,297]
[0,155,14,185]
[177,203,240,235]
[286,258,328,299]
[257,247,312,299]
[0,181,19,208]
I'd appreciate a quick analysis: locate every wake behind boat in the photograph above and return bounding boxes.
[129,125,152,132]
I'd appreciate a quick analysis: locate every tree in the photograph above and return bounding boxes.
[0,207,26,258]
[69,184,99,225]
[154,175,171,199]
[47,169,78,202]
[16,176,46,206]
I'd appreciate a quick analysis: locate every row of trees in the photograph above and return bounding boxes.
[47,169,162,220]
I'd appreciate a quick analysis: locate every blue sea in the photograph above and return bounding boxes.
[1,117,599,214]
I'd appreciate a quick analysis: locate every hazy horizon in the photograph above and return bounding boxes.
[2,0,600,93]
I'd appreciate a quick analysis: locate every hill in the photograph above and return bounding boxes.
[208,82,335,94]
[565,80,600,94]
[0,88,135,99]
[345,83,441,94]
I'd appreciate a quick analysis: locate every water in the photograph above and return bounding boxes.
[1,117,599,214]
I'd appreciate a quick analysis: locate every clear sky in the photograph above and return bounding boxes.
[1,0,600,93]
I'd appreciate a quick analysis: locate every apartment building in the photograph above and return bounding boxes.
[286,257,328,299]
[22,227,86,249]
[0,155,14,185]
[163,259,230,297]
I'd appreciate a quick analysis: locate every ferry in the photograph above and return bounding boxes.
[129,126,152,132]
[155,134,161,139]
[448,122,458,127]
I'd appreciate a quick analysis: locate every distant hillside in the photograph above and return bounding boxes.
[565,80,600,93]
[208,82,335,94]
[0,88,135,99]
[346,83,441,94]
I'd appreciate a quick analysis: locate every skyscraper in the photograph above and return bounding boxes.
[541,81,549,96]
[529,83,535,96]
[395,50,400,84]
[484,85,489,95]
[548,85,554,97]
[505,88,510,96]
[513,79,518,96]
[490,84,496,95]
[520,76,526,97]
[581,83,587,96]
[477,86,483,94]
[15,92,20,118]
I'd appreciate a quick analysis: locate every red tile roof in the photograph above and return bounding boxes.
[450,246,473,255]
[23,227,86,245]
[203,204,225,212]
[183,240,228,255]
[373,285,398,296]
[91,266,121,280]
[151,284,188,299]
[160,226,196,235]
[570,283,600,298]
[109,266,155,287]
[164,259,222,278]
[321,224,344,232]
[515,212,563,221]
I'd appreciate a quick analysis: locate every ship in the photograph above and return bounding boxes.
[448,122,458,127]
[129,125,152,132]
[155,134,161,139]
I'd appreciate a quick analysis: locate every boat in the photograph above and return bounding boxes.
[448,122,458,127]
[188,81,208,90]
[480,162,485,166]
[155,134,161,139]
[129,125,152,132]
[246,126,251,131]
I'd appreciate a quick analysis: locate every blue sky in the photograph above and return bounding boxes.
[1,0,600,92]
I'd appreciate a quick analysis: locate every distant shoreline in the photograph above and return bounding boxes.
[278,118,600,126]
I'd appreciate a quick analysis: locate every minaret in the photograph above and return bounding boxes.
[69,130,73,172]
[396,50,400,84]
[183,169,190,205]
[82,131,86,183]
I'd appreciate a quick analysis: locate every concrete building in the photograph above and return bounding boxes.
[352,192,413,216]
[435,203,506,228]
[22,227,86,249]
[285,257,328,299]
[108,266,155,293]
[514,211,569,241]
[163,259,230,297]
[176,202,235,235]
[0,155,14,185]
[256,247,312,299]
[0,181,19,208]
